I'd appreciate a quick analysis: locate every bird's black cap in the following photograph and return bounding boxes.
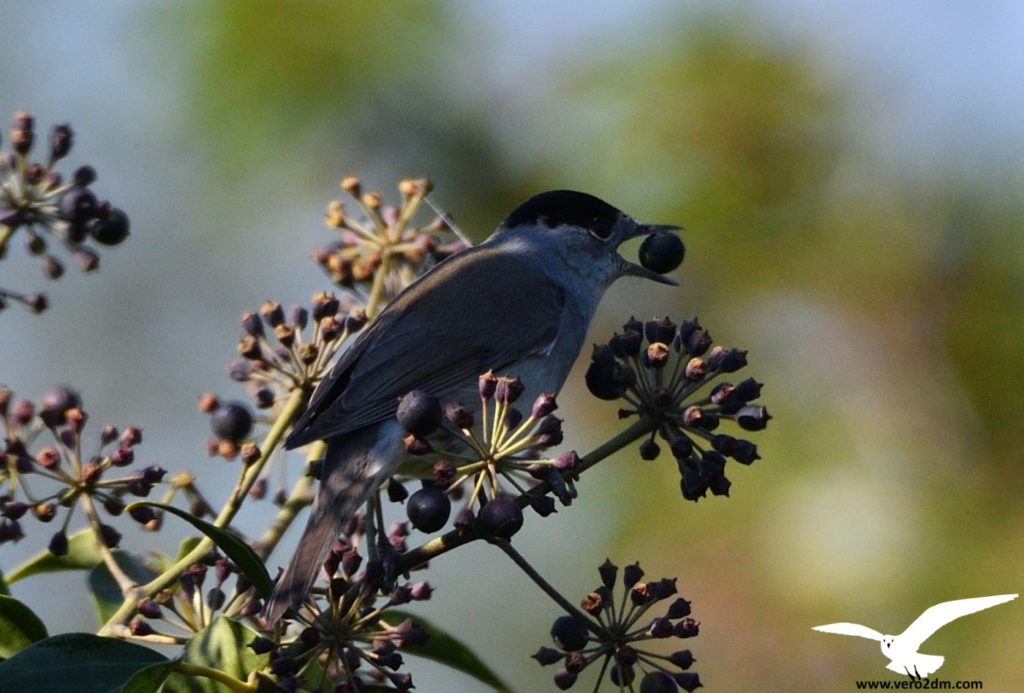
[501,190,622,239]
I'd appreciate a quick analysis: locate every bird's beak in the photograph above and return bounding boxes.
[634,223,683,238]
[618,223,682,286]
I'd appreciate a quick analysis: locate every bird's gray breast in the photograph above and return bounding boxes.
[515,298,591,396]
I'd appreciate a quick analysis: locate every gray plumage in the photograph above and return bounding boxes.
[264,190,678,623]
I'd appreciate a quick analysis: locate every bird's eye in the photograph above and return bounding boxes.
[587,217,614,241]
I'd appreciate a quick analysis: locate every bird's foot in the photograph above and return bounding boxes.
[378,538,403,592]
[903,666,927,682]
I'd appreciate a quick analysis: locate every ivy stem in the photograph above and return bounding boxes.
[171,662,258,693]
[364,252,392,319]
[573,416,657,476]
[99,387,307,635]
[79,492,137,595]
[0,224,13,257]
[488,538,603,637]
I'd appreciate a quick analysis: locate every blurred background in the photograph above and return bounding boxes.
[2,1,1022,689]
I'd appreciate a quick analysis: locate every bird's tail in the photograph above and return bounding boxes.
[263,433,384,624]
[886,654,944,678]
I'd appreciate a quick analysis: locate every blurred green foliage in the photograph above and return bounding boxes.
[4,2,1020,690]
[171,4,1024,689]
[161,0,509,222]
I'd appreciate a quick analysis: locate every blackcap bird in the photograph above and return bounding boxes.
[264,189,679,623]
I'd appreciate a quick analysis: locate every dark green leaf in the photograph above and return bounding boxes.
[121,659,177,693]
[4,529,102,583]
[0,632,166,692]
[0,569,9,596]
[127,501,272,598]
[163,615,267,692]
[0,595,48,659]
[383,609,511,692]
[87,551,157,625]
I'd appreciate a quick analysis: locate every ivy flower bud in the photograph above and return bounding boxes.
[645,316,677,345]
[443,402,474,429]
[478,370,498,400]
[495,376,525,404]
[260,301,285,327]
[736,405,770,431]
[531,392,558,419]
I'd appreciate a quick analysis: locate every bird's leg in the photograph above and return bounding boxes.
[365,490,382,563]
[367,489,400,591]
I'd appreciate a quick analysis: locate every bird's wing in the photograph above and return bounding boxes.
[812,623,884,641]
[899,594,1018,650]
[286,245,564,448]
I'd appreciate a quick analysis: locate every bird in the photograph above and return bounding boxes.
[813,593,1018,678]
[263,190,681,623]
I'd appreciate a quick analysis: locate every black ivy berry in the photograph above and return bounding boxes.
[73,165,97,187]
[396,390,443,437]
[551,615,590,652]
[478,496,523,539]
[209,401,253,442]
[89,208,130,246]
[639,232,685,275]
[640,671,680,693]
[406,486,451,533]
[58,186,98,224]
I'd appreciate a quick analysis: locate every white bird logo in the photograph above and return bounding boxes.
[813,594,1018,679]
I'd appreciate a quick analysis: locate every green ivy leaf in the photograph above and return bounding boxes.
[383,609,511,692]
[4,529,102,583]
[87,551,157,625]
[121,659,177,693]
[163,615,268,692]
[0,595,48,659]
[0,632,167,691]
[126,501,272,597]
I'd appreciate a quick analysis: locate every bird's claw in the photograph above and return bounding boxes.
[904,666,927,682]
